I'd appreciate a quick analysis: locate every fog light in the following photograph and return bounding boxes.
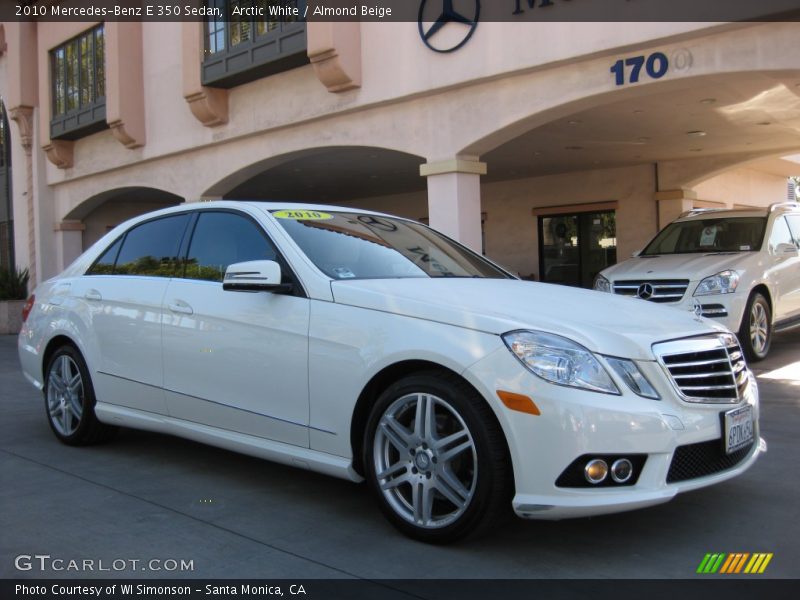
[584,459,608,484]
[611,458,633,483]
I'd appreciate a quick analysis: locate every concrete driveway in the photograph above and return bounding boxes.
[1,331,798,579]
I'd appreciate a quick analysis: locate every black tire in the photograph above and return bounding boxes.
[738,291,771,362]
[363,371,513,543]
[43,345,118,446]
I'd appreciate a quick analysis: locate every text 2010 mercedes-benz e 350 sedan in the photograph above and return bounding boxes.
[18,202,765,542]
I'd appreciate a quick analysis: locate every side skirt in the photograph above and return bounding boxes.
[774,314,800,333]
[94,402,363,483]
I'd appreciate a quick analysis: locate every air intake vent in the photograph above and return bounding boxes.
[612,279,690,303]
[654,334,749,403]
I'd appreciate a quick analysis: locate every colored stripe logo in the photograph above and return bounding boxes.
[696,553,773,574]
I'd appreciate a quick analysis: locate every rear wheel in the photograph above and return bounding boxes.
[44,346,118,445]
[738,292,771,362]
[363,372,512,543]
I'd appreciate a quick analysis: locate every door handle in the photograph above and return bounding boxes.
[168,300,193,315]
[84,290,102,301]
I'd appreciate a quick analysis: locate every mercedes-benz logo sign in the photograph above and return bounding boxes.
[418,0,480,54]
[637,283,655,300]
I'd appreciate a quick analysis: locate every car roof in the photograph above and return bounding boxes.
[676,204,799,222]
[156,200,397,219]
[676,209,767,221]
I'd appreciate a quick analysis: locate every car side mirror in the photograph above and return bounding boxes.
[775,243,799,257]
[223,260,294,293]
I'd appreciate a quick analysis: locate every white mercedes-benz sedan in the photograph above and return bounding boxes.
[18,202,765,542]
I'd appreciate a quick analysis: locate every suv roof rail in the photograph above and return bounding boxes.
[678,208,728,218]
[769,201,800,212]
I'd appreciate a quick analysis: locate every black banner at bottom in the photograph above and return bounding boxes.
[3,579,799,600]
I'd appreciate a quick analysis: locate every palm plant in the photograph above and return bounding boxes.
[0,266,29,301]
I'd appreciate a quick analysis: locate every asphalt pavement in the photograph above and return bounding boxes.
[1,331,798,579]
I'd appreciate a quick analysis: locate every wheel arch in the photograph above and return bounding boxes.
[748,284,773,321]
[349,359,512,478]
[41,334,82,381]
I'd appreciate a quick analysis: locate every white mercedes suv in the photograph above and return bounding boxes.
[18,202,765,542]
[595,202,800,361]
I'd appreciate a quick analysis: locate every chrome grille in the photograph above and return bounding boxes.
[653,334,749,403]
[612,279,690,303]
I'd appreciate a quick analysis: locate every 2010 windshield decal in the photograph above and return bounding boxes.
[273,210,333,221]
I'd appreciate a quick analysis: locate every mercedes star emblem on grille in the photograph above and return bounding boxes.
[637,283,655,300]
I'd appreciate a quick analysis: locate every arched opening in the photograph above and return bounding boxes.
[455,71,800,285]
[476,73,800,182]
[0,98,12,271]
[208,146,427,219]
[66,187,184,251]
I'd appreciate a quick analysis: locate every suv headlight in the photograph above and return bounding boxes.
[694,270,740,296]
[593,274,611,293]
[503,331,619,395]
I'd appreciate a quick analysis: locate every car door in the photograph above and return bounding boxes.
[161,210,310,447]
[765,215,800,321]
[78,212,191,415]
[779,214,800,319]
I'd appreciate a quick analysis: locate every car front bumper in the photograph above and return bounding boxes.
[613,289,749,335]
[463,345,764,520]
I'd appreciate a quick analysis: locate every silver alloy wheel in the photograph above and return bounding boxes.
[47,355,84,437]
[749,300,769,354]
[373,393,478,529]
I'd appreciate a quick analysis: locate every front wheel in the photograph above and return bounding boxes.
[363,372,512,543]
[738,292,771,362]
[44,346,118,445]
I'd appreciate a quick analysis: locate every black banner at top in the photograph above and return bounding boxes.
[3,0,800,22]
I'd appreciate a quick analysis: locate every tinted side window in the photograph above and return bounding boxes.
[114,214,190,277]
[86,236,123,275]
[786,215,800,247]
[768,216,794,253]
[184,212,277,282]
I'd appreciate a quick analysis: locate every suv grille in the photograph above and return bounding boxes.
[654,334,749,403]
[667,438,754,483]
[612,279,690,303]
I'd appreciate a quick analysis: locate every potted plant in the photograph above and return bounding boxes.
[0,266,29,335]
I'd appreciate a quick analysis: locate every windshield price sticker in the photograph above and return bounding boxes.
[724,405,754,454]
[700,226,718,247]
[273,210,333,221]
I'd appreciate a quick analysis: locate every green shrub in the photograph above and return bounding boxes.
[0,266,30,301]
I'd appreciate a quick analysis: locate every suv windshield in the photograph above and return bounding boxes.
[271,210,511,280]
[642,217,767,256]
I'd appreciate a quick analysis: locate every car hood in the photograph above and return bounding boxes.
[604,252,749,281]
[330,279,725,360]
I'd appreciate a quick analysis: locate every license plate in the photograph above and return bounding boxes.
[723,405,754,454]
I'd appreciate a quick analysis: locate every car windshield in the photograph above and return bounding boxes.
[271,210,511,280]
[642,217,767,256]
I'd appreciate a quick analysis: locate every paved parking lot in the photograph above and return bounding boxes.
[1,332,798,579]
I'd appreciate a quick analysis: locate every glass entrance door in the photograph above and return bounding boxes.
[538,210,617,288]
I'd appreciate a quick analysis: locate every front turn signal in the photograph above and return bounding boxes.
[497,390,540,416]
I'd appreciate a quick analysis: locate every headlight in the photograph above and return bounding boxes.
[694,270,739,296]
[593,274,611,293]
[604,357,660,400]
[503,331,619,395]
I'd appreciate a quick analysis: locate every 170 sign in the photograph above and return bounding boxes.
[610,52,669,86]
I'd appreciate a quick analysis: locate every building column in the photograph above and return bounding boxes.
[655,189,697,229]
[8,107,36,283]
[420,157,486,252]
[53,220,85,272]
